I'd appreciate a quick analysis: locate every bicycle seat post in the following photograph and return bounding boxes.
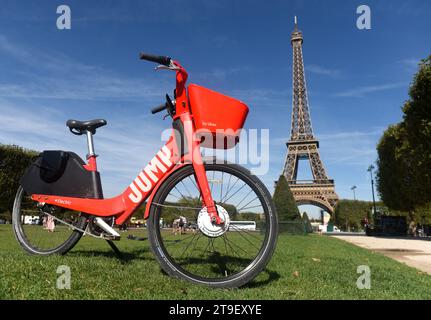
[86,130,96,158]
[85,130,98,171]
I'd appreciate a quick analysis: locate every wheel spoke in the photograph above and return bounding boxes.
[222,234,244,256]
[223,174,232,202]
[237,196,259,212]
[221,177,239,203]
[219,172,224,203]
[186,232,203,259]
[154,167,273,282]
[174,186,187,200]
[209,170,215,194]
[167,193,181,200]
[235,190,254,209]
[238,204,262,212]
[15,188,83,253]
[223,182,247,204]
[229,224,263,241]
[180,180,193,199]
[179,232,200,258]
[201,238,212,257]
[165,233,197,246]
[228,225,261,250]
[188,176,199,192]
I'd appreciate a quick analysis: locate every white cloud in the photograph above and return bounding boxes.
[0,100,170,197]
[306,64,341,77]
[196,66,254,82]
[399,58,420,68]
[398,58,421,74]
[318,129,384,140]
[318,129,383,166]
[271,128,384,167]
[227,88,290,107]
[334,82,408,98]
[0,34,170,102]
[0,35,175,197]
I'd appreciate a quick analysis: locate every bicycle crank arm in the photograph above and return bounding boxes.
[94,217,121,239]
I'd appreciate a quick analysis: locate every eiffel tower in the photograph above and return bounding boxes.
[282,17,338,214]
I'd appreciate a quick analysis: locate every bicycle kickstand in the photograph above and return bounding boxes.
[106,240,124,260]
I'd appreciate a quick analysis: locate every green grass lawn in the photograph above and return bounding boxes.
[0,224,430,300]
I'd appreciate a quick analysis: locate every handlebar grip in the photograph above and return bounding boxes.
[139,52,171,66]
[151,103,168,114]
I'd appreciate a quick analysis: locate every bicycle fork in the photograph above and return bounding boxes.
[178,113,222,225]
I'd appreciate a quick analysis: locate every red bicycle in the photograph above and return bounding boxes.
[12,53,278,288]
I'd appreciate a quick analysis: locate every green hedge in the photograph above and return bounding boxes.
[278,220,309,235]
[0,144,38,221]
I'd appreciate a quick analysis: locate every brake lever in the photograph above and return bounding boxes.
[155,61,180,72]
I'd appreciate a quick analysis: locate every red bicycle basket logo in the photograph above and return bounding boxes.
[188,84,249,149]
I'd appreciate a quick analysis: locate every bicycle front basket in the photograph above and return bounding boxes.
[188,84,249,149]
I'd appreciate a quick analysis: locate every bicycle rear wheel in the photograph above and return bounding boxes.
[148,163,278,288]
[12,186,87,255]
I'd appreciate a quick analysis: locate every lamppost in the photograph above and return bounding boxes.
[367,165,377,216]
[351,185,357,201]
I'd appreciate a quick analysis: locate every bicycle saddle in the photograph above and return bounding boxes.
[66,119,107,135]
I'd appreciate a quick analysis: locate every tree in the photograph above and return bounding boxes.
[334,198,413,231]
[402,55,431,206]
[376,55,431,217]
[376,125,417,212]
[273,175,300,221]
[415,203,431,225]
[0,144,38,220]
[333,200,373,231]
[301,212,313,233]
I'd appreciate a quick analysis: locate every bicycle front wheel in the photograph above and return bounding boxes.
[148,163,278,288]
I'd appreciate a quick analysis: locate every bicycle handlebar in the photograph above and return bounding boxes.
[139,52,172,67]
[151,103,168,114]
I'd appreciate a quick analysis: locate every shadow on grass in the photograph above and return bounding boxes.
[245,269,281,288]
[69,247,152,264]
[68,247,280,287]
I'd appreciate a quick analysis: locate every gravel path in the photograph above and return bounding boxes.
[331,235,431,274]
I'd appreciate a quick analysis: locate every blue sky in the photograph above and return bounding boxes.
[0,0,430,217]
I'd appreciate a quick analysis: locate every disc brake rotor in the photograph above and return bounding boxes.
[197,205,230,238]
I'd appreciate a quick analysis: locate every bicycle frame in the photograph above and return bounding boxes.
[31,61,220,226]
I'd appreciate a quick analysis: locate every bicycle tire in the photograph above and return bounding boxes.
[12,186,87,256]
[148,162,278,288]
